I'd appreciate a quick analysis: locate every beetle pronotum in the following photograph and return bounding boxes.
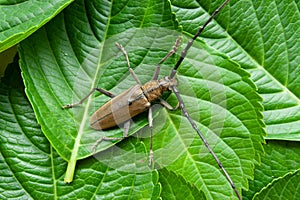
[63,0,241,199]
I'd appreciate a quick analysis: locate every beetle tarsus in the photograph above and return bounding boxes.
[62,104,73,109]
[148,149,154,167]
[92,137,103,154]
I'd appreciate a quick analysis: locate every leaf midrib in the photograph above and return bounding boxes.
[68,1,113,166]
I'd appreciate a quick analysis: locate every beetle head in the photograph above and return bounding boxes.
[159,76,178,91]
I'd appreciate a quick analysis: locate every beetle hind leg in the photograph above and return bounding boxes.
[92,120,131,154]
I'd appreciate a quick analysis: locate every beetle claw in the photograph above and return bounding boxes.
[148,149,154,167]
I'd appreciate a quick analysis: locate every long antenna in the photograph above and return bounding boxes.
[168,1,241,199]
[169,0,230,78]
[172,85,241,199]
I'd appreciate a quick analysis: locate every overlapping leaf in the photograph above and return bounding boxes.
[244,141,300,199]
[254,170,300,200]
[0,0,74,52]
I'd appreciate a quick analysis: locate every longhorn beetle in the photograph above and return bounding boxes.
[63,0,241,199]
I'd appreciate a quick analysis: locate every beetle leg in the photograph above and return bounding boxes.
[123,120,130,138]
[62,87,115,109]
[159,98,179,111]
[92,120,131,154]
[152,36,181,80]
[95,88,115,98]
[116,42,142,86]
[148,107,154,167]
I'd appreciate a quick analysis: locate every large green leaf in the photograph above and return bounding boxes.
[18,0,264,199]
[0,0,74,52]
[0,64,160,199]
[171,0,300,141]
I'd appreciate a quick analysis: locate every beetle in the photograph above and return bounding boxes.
[62,0,241,199]
[62,39,181,166]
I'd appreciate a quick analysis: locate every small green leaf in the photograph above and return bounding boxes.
[254,170,300,200]
[243,141,300,199]
[0,0,74,52]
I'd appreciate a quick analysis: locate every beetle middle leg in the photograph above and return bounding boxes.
[92,120,131,154]
[146,99,179,167]
[148,107,154,167]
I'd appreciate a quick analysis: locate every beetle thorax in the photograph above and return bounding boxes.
[142,77,177,102]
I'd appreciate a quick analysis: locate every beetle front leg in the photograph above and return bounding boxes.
[116,42,142,86]
[62,87,115,109]
[152,36,181,80]
[92,120,131,154]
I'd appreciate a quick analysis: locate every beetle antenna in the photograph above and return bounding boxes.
[169,0,230,78]
[168,1,241,199]
[171,85,241,200]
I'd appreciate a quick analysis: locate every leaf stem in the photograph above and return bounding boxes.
[64,159,77,183]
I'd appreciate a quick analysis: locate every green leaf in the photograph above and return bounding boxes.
[0,0,74,52]
[254,170,300,200]
[243,141,300,199]
[0,64,160,199]
[18,0,264,199]
[0,55,56,200]
[171,0,300,141]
